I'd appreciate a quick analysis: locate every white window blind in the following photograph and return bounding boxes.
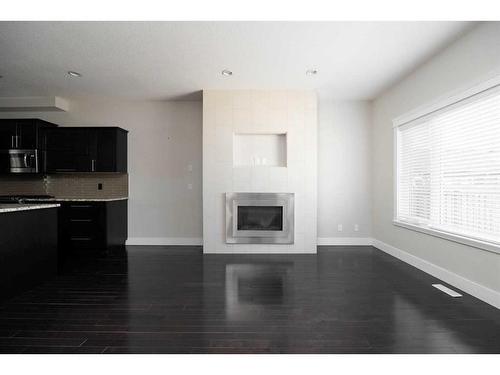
[396,84,500,248]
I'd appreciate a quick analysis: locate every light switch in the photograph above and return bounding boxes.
[187,183,193,190]
[337,224,343,232]
[188,164,193,172]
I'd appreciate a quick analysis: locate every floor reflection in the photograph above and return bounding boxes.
[389,294,464,352]
[225,263,292,321]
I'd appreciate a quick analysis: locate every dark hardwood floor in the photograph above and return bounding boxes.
[0,245,499,354]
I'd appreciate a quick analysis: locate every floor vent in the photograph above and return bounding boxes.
[432,284,462,297]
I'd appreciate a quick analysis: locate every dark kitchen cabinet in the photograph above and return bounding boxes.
[0,122,17,149]
[90,128,128,172]
[44,127,128,173]
[44,128,92,172]
[57,200,128,263]
[0,207,58,302]
[0,119,57,150]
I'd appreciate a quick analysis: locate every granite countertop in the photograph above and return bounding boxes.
[0,203,61,214]
[22,197,128,202]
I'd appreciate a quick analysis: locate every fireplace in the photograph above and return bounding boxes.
[226,193,294,244]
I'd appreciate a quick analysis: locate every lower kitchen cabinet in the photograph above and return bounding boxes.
[57,200,128,262]
[0,208,58,302]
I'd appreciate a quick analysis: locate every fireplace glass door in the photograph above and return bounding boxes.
[237,206,283,231]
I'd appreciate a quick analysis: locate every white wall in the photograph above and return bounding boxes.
[0,98,203,244]
[372,22,500,298]
[317,101,372,244]
[202,90,318,253]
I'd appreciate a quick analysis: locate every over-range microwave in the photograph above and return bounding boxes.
[0,149,39,173]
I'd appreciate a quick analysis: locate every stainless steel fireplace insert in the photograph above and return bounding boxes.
[225,192,294,244]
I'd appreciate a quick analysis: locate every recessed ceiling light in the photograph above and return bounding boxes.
[68,71,82,77]
[306,69,318,76]
[221,69,233,76]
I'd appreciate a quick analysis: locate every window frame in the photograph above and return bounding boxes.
[393,73,500,255]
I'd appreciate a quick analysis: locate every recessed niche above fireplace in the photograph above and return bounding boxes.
[226,192,294,244]
[233,133,287,167]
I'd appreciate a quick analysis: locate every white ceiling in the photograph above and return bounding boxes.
[0,21,474,101]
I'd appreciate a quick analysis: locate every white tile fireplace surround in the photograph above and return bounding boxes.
[203,90,318,253]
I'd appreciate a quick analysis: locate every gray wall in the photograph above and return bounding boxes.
[318,100,372,240]
[372,22,500,293]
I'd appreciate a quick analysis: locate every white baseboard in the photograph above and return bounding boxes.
[203,248,318,254]
[127,237,373,247]
[126,237,203,246]
[317,237,374,246]
[372,239,500,310]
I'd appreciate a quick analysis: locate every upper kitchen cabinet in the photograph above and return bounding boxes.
[0,122,17,149]
[90,128,128,173]
[0,119,57,150]
[44,127,128,173]
[44,127,92,172]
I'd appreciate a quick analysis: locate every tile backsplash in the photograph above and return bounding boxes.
[0,174,128,199]
[0,175,46,196]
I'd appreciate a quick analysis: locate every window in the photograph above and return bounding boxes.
[395,83,500,251]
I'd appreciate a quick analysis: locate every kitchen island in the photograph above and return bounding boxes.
[0,204,59,302]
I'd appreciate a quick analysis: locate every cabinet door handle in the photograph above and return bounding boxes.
[91,159,96,172]
[11,135,19,148]
[70,205,93,208]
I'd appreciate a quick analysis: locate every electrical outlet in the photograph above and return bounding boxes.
[188,164,193,172]
[337,224,343,232]
[354,224,359,232]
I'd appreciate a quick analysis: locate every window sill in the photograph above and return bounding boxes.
[393,220,500,255]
